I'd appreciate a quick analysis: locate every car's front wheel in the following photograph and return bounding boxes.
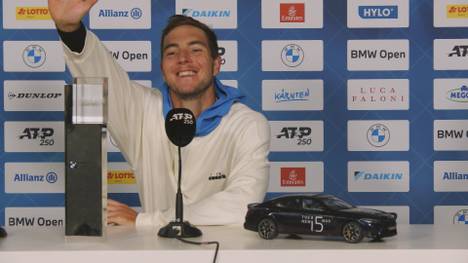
[342,221,364,243]
[257,218,278,240]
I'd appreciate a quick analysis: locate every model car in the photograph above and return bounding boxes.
[244,194,397,243]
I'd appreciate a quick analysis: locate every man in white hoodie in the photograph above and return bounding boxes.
[48,0,270,229]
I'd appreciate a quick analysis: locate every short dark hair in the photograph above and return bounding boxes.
[160,15,219,59]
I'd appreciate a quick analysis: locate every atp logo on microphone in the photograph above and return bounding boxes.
[169,113,194,125]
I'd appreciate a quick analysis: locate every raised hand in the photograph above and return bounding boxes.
[48,0,97,32]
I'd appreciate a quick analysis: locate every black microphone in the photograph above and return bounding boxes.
[158,108,202,238]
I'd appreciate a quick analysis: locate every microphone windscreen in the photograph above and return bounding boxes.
[165,108,196,147]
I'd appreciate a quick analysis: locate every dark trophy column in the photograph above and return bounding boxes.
[65,77,108,237]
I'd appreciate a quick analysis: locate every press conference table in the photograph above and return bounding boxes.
[1,225,468,263]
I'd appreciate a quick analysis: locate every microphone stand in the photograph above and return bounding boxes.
[158,146,202,238]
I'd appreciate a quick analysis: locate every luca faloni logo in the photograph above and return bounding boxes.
[280,3,305,23]
[281,44,304,67]
[22,44,46,68]
[280,167,306,187]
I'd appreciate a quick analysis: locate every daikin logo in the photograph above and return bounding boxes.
[358,6,398,19]
[447,85,468,102]
[274,88,310,103]
[22,45,46,68]
[182,8,231,18]
[98,8,142,20]
[354,171,403,181]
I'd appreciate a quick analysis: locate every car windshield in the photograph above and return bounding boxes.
[322,197,354,210]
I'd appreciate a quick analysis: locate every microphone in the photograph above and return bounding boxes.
[158,108,202,238]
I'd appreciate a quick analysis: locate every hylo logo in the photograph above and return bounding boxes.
[281,44,304,67]
[367,124,390,147]
[22,45,46,68]
[358,5,398,19]
[280,167,306,186]
[280,3,305,23]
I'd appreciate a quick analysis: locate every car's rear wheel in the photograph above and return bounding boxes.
[257,218,278,240]
[342,221,364,243]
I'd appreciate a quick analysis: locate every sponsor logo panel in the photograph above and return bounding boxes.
[6,207,64,230]
[434,206,468,225]
[108,162,138,194]
[3,0,55,29]
[262,40,323,71]
[434,161,468,192]
[3,41,65,72]
[4,121,64,152]
[262,79,323,111]
[5,163,64,193]
[360,206,410,224]
[434,120,468,151]
[269,162,324,192]
[434,79,468,110]
[90,0,151,29]
[269,121,323,152]
[261,0,323,28]
[217,41,238,72]
[347,0,409,28]
[347,120,409,151]
[347,40,409,71]
[175,0,237,29]
[4,80,65,111]
[347,79,409,110]
[434,39,468,70]
[102,41,151,72]
[434,1,468,27]
[348,161,410,192]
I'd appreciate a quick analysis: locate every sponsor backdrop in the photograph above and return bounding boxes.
[1,0,468,229]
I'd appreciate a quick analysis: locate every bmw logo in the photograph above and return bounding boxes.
[46,171,58,184]
[281,44,304,67]
[130,8,142,20]
[453,209,468,224]
[367,123,390,147]
[22,44,46,68]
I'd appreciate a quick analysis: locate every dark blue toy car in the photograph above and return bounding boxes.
[244,194,397,243]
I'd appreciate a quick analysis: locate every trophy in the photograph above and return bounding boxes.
[64,77,108,237]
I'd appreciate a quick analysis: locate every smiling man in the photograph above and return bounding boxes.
[48,0,270,229]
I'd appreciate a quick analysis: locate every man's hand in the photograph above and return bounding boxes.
[48,0,97,32]
[107,199,137,226]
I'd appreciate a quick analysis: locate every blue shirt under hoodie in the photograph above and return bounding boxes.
[162,78,244,137]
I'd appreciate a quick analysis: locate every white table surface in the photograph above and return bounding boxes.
[1,225,467,263]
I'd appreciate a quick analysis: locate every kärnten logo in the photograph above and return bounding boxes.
[367,124,390,147]
[22,45,46,68]
[281,44,304,67]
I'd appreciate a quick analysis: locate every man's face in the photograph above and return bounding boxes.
[161,25,221,100]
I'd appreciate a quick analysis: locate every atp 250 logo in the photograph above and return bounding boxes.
[19,127,55,146]
[270,121,323,152]
[276,126,312,146]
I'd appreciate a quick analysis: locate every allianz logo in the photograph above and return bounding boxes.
[182,8,231,18]
[354,171,403,181]
[98,8,142,20]
[13,171,58,184]
[447,85,468,102]
[358,5,398,19]
[274,88,310,103]
[442,172,468,181]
